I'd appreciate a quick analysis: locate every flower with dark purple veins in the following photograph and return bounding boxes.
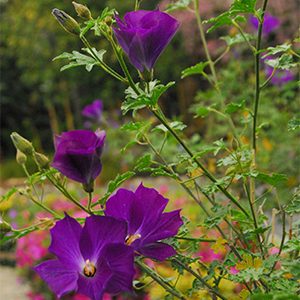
[51,130,106,185]
[105,183,183,261]
[250,13,280,36]
[114,10,180,72]
[82,99,103,124]
[34,214,135,300]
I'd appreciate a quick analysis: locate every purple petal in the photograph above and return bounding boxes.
[79,215,127,262]
[77,260,112,300]
[105,188,143,235]
[34,259,78,298]
[142,210,183,244]
[49,214,84,270]
[114,10,179,71]
[82,100,103,120]
[103,243,135,294]
[51,130,105,184]
[138,242,176,261]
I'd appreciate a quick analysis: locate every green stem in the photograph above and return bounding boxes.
[136,260,186,300]
[46,173,90,214]
[151,107,250,218]
[193,0,218,87]
[29,195,61,218]
[252,0,269,152]
[174,236,216,242]
[171,257,227,300]
[249,0,269,258]
[80,36,126,82]
[87,192,93,213]
[109,37,140,94]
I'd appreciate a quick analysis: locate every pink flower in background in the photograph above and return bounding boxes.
[26,291,46,300]
[198,247,222,263]
[16,231,48,267]
[229,266,239,275]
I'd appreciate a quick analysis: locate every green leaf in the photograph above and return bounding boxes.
[265,43,292,56]
[225,100,246,114]
[288,117,300,131]
[264,54,297,70]
[134,154,152,172]
[221,33,254,46]
[53,48,106,72]
[252,172,288,187]
[0,187,18,203]
[205,14,246,33]
[194,106,210,118]
[165,0,192,12]
[153,121,187,133]
[181,62,209,79]
[285,186,300,214]
[121,81,175,114]
[99,171,135,204]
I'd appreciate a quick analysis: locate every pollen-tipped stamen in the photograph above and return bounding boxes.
[125,233,141,246]
[83,259,96,277]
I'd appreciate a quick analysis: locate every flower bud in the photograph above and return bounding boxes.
[72,2,92,20]
[52,8,80,35]
[16,150,27,165]
[34,152,50,169]
[10,132,34,155]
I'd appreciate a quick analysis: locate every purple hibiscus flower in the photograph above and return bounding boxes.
[114,10,180,72]
[250,13,280,36]
[105,184,183,261]
[34,214,135,300]
[82,100,103,126]
[51,130,106,185]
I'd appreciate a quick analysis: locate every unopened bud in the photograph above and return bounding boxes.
[52,8,80,35]
[34,152,50,169]
[0,220,12,234]
[72,2,92,20]
[16,150,27,165]
[10,132,34,155]
[104,16,113,26]
[83,181,94,193]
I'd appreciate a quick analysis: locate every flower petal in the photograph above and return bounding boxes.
[79,215,127,262]
[49,214,84,270]
[34,259,78,298]
[142,210,183,244]
[138,242,176,261]
[103,243,135,294]
[77,260,112,300]
[105,188,143,235]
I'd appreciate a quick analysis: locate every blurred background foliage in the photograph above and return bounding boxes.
[0,0,299,194]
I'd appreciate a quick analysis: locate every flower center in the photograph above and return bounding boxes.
[83,259,96,277]
[125,233,141,246]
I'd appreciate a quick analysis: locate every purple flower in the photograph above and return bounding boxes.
[265,66,294,86]
[114,10,180,72]
[34,214,135,300]
[52,130,106,184]
[82,100,103,124]
[105,184,183,261]
[250,13,280,36]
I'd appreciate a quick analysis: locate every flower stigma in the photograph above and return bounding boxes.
[83,259,97,277]
[125,233,141,246]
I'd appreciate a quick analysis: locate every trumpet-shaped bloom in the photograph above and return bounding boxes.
[82,100,103,124]
[114,10,179,72]
[34,214,135,300]
[52,130,106,184]
[105,184,183,261]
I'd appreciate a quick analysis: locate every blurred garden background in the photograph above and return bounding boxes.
[0,0,299,299]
